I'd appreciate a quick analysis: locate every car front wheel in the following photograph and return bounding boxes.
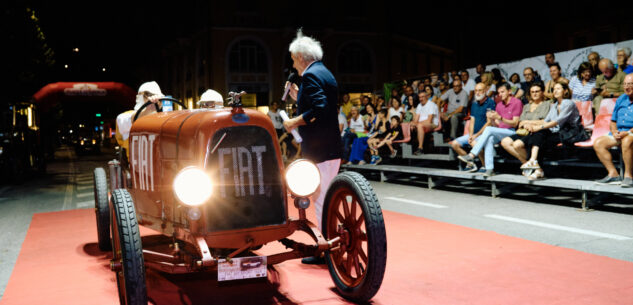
[110,189,147,305]
[322,171,387,302]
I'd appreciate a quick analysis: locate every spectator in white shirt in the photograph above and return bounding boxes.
[461,70,476,102]
[338,107,348,136]
[440,79,468,140]
[388,97,405,121]
[413,91,439,155]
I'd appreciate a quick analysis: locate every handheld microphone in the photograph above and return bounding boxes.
[281,72,299,102]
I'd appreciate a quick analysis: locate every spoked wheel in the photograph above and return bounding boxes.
[322,171,387,302]
[94,167,111,251]
[110,189,147,305]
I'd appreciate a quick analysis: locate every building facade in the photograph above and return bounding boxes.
[144,3,455,107]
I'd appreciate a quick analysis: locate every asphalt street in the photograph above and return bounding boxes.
[0,147,632,299]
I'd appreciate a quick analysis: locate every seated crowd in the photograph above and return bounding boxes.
[333,49,633,187]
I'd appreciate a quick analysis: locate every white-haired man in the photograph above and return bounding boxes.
[283,30,343,265]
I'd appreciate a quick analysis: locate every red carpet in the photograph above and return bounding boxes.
[2,208,632,305]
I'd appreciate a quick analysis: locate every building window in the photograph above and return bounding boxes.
[338,43,372,74]
[228,40,268,73]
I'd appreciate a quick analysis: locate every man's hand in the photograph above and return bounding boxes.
[285,81,299,101]
[148,94,164,104]
[467,135,475,146]
[283,115,306,133]
[600,88,611,97]
[283,117,297,133]
[614,131,627,140]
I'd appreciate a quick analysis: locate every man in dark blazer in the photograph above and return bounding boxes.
[283,30,343,264]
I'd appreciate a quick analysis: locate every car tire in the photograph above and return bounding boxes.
[94,167,111,251]
[322,171,387,302]
[110,189,147,305]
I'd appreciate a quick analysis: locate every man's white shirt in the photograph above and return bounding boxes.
[415,101,439,126]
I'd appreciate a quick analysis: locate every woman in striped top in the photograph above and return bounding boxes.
[569,62,596,102]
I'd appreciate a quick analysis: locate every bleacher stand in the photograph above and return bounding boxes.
[341,50,633,209]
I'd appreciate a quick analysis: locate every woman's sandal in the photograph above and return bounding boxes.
[520,160,540,170]
[528,168,545,180]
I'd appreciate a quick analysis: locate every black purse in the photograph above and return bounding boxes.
[559,123,589,146]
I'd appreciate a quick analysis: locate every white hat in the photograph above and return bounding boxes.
[137,81,162,96]
[199,89,223,104]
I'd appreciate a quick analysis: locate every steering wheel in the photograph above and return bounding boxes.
[133,97,187,122]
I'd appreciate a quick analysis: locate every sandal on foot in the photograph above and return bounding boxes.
[520,160,540,170]
[528,169,545,180]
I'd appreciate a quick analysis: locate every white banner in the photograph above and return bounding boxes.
[466,39,633,83]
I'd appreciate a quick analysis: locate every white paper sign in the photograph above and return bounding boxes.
[217,256,267,281]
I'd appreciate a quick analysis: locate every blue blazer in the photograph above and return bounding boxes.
[297,61,343,163]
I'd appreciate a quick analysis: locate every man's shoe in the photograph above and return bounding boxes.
[483,169,495,177]
[460,164,477,172]
[621,177,633,188]
[301,256,326,265]
[458,154,474,163]
[414,148,423,156]
[595,175,622,185]
[358,160,366,165]
[374,156,382,165]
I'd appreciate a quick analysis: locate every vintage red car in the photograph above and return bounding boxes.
[93,94,387,304]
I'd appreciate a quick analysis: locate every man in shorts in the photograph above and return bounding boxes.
[450,83,496,171]
[593,73,633,187]
[413,91,439,155]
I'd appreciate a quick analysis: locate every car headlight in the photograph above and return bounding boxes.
[285,159,320,197]
[173,167,213,206]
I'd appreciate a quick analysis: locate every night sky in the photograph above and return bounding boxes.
[4,0,633,100]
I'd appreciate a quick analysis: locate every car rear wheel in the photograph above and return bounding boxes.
[110,189,147,305]
[322,171,387,302]
[94,167,111,251]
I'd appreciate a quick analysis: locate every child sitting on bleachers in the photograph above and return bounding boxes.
[369,116,403,164]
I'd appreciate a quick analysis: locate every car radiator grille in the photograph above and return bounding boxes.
[205,126,286,232]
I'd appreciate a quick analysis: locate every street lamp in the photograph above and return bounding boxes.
[64,64,69,69]
[102,67,106,72]
[73,48,79,52]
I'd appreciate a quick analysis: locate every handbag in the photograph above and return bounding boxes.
[559,123,589,146]
[515,128,530,137]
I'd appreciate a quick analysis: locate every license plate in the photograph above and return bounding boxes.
[217,256,267,281]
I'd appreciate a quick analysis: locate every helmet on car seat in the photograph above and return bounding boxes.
[137,81,162,96]
[198,89,224,108]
